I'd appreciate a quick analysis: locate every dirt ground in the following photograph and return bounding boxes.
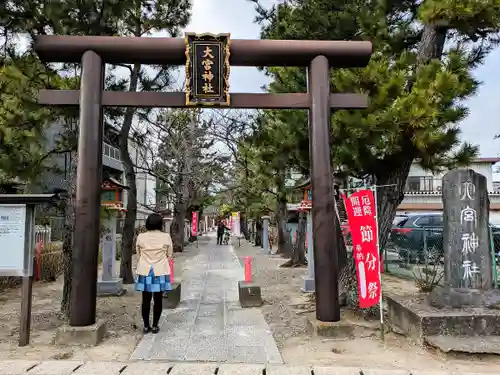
[0,263,142,361]
[233,240,500,372]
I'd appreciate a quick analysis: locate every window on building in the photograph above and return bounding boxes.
[406,176,434,191]
[422,176,433,191]
[101,190,115,202]
[407,176,420,191]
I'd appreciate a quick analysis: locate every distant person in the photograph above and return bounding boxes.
[217,221,229,245]
[135,213,173,334]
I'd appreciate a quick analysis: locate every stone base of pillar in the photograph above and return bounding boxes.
[163,283,182,309]
[301,277,315,293]
[238,281,263,307]
[53,319,107,346]
[97,278,125,296]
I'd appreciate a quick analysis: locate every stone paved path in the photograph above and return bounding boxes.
[130,234,282,363]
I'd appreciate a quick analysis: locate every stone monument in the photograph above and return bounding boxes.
[386,169,500,353]
[262,215,270,254]
[429,168,500,308]
[97,177,128,296]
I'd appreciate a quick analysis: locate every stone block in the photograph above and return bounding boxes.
[0,360,40,375]
[121,362,172,375]
[194,316,225,336]
[301,277,315,293]
[227,345,273,364]
[74,362,126,375]
[226,308,267,326]
[362,370,410,375]
[441,169,492,290]
[28,361,83,375]
[429,286,500,309]
[226,325,273,347]
[238,281,263,308]
[386,294,500,345]
[129,333,155,360]
[184,334,227,362]
[197,302,224,317]
[218,364,264,375]
[163,283,181,309]
[425,335,500,355]
[266,365,310,375]
[96,278,125,296]
[313,366,361,375]
[306,315,355,338]
[53,319,107,346]
[169,363,217,375]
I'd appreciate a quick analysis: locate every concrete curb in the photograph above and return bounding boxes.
[0,360,488,375]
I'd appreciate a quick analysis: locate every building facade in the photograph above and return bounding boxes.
[286,159,500,222]
[126,136,157,222]
[399,158,500,223]
[39,121,158,226]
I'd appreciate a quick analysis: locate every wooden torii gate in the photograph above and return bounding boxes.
[34,34,372,327]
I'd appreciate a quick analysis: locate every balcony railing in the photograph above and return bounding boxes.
[103,142,121,161]
[404,176,443,193]
[102,142,123,171]
[404,176,500,194]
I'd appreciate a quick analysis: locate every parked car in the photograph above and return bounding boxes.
[390,213,443,264]
[391,212,500,265]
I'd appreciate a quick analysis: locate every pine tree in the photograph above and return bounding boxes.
[249,0,500,308]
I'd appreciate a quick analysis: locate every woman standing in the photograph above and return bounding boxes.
[135,213,173,333]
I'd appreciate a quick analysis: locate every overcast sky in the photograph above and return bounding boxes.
[182,0,500,160]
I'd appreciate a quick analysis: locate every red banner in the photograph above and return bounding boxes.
[344,190,381,309]
[191,212,198,236]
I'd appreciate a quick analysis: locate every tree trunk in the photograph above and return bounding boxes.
[171,167,190,252]
[331,20,448,313]
[120,158,137,284]
[376,160,412,251]
[61,149,77,318]
[118,63,140,284]
[274,171,293,256]
[417,24,448,63]
[335,193,348,271]
[255,218,263,247]
[335,192,353,305]
[240,212,249,239]
[281,210,307,267]
[171,200,187,252]
[275,198,293,256]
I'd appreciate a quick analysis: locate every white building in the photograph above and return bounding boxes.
[400,158,500,223]
[127,137,157,222]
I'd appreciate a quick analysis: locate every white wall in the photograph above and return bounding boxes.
[408,162,495,192]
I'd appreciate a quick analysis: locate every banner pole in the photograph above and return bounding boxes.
[372,185,384,340]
